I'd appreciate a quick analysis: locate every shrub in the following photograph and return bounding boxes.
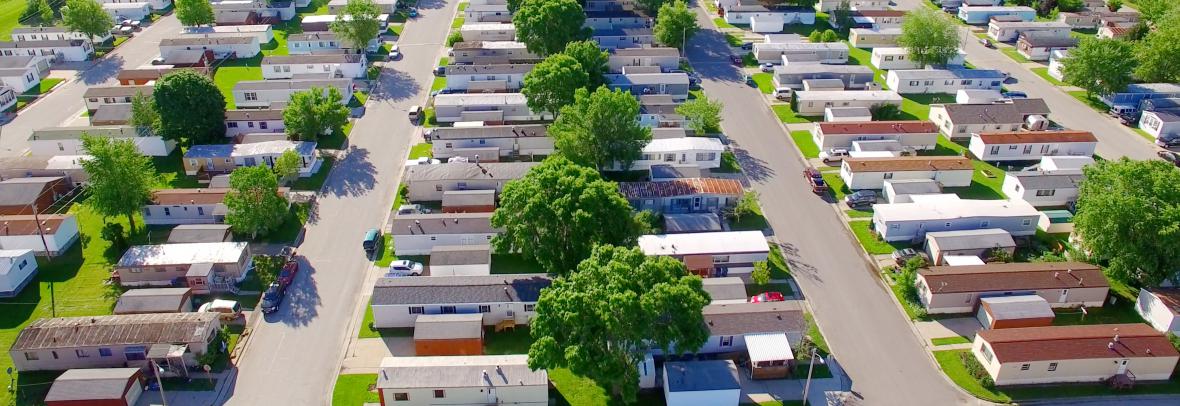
[727,191,761,221]
[101,223,128,251]
[960,351,996,388]
[446,30,464,47]
[751,261,770,285]
[251,255,285,287]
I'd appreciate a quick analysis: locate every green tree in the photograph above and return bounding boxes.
[331,0,382,50]
[21,0,54,26]
[549,87,651,170]
[175,0,215,26]
[154,69,226,145]
[62,0,113,44]
[1107,0,1123,12]
[635,0,668,14]
[675,95,723,134]
[1134,13,1180,83]
[1074,159,1180,287]
[507,0,525,13]
[897,8,961,68]
[1057,0,1084,12]
[513,0,589,56]
[1135,0,1176,25]
[653,1,698,50]
[528,244,711,402]
[1125,21,1150,42]
[283,87,350,141]
[819,29,840,43]
[870,103,902,120]
[225,166,288,239]
[831,0,853,33]
[129,91,159,134]
[1061,37,1136,98]
[561,40,609,89]
[727,191,760,222]
[785,0,818,7]
[272,150,302,185]
[521,54,588,117]
[751,261,771,285]
[808,30,823,43]
[79,135,155,232]
[446,30,464,47]
[490,157,640,274]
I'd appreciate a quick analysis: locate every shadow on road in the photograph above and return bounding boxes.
[72,56,124,86]
[415,0,448,10]
[323,146,378,198]
[268,255,321,327]
[730,144,774,181]
[370,67,423,104]
[686,29,742,84]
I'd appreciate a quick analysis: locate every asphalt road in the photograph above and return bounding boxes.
[890,0,1157,161]
[0,16,181,158]
[222,1,455,404]
[688,6,986,406]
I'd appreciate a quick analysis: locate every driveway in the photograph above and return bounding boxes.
[688,5,984,405]
[221,1,458,404]
[0,16,181,157]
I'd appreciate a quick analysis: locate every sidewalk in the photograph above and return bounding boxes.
[135,369,237,406]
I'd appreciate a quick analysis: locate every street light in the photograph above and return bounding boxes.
[150,359,168,406]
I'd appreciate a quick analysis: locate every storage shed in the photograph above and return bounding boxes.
[441,189,497,213]
[45,368,144,406]
[977,295,1055,329]
[413,313,485,356]
[113,287,194,315]
[428,244,492,277]
[701,277,747,304]
[663,360,741,406]
[924,228,1016,265]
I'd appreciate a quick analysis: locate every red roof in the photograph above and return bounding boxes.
[818,121,938,135]
[1148,288,1180,317]
[918,262,1108,294]
[842,156,972,173]
[975,131,1097,144]
[978,324,1179,363]
[0,214,72,236]
[618,178,743,199]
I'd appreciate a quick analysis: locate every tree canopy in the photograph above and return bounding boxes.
[549,87,650,170]
[1061,37,1136,98]
[653,1,698,50]
[331,0,382,50]
[1135,0,1176,25]
[561,40,609,89]
[79,135,155,232]
[21,0,54,26]
[897,7,961,68]
[154,69,227,145]
[635,0,668,14]
[225,166,289,239]
[528,245,711,402]
[1134,11,1180,83]
[283,87,351,141]
[62,0,113,42]
[522,54,589,117]
[129,91,159,134]
[175,0,215,26]
[272,150,302,185]
[675,96,723,134]
[513,0,589,56]
[1074,159,1180,287]
[490,157,640,275]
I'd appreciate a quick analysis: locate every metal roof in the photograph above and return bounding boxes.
[664,360,740,392]
[117,242,248,267]
[746,333,795,363]
[44,368,141,402]
[413,313,484,340]
[11,313,218,350]
[377,355,547,389]
[372,274,551,306]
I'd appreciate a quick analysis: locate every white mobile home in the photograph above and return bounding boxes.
[0,39,92,62]
[812,121,939,151]
[1140,109,1180,139]
[607,47,680,73]
[224,108,284,137]
[0,214,79,256]
[793,91,903,115]
[928,99,1051,139]
[871,47,966,70]
[663,360,741,406]
[840,156,973,190]
[0,249,36,298]
[815,0,887,12]
[1001,171,1083,207]
[614,137,723,171]
[772,64,875,90]
[873,194,1041,242]
[638,231,770,276]
[883,179,943,204]
[142,188,229,226]
[432,93,545,123]
[0,55,49,93]
[180,25,275,44]
[849,27,902,48]
[428,245,492,277]
[1016,34,1078,61]
[958,6,1036,25]
[459,22,516,42]
[1137,288,1180,334]
[444,64,533,93]
[390,212,500,256]
[752,41,849,64]
[592,27,654,49]
[987,21,1072,42]
[450,41,539,65]
[607,71,690,102]
[923,228,1015,265]
[885,69,1006,95]
[426,124,553,159]
[10,26,110,44]
[261,53,366,79]
[377,355,548,406]
[158,36,260,59]
[231,78,352,109]
[370,274,550,328]
[28,126,174,157]
[968,131,1097,162]
[102,2,152,21]
[917,262,1109,314]
[9,313,220,372]
[403,161,538,201]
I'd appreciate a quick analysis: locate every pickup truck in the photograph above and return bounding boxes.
[803,168,828,193]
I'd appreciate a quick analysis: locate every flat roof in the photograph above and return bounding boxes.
[889,68,1005,80]
[794,90,903,102]
[701,277,747,302]
[643,137,723,153]
[12,313,218,350]
[377,355,546,389]
[981,295,1054,320]
[427,124,547,140]
[884,179,942,195]
[391,212,497,236]
[843,156,972,173]
[433,92,527,107]
[0,214,73,237]
[1009,172,1083,190]
[664,360,740,392]
[114,288,193,314]
[926,228,1016,251]
[429,244,491,266]
[45,368,141,402]
[746,333,794,363]
[372,274,551,306]
[413,313,484,340]
[874,195,1040,222]
[940,99,1051,124]
[404,161,538,183]
[117,242,248,267]
[664,213,723,234]
[639,231,769,256]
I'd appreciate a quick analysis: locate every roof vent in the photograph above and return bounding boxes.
[1108,342,1115,350]
[1147,348,1152,355]
[1053,272,1059,279]
[1113,334,1120,342]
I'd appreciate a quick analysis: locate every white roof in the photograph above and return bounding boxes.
[377,355,547,389]
[642,137,724,154]
[851,27,903,35]
[763,34,803,43]
[884,179,942,195]
[103,2,149,9]
[0,249,33,273]
[1039,156,1093,172]
[461,22,515,30]
[943,255,985,266]
[117,242,248,267]
[981,295,1054,320]
[871,47,909,56]
[433,92,527,107]
[794,90,903,102]
[45,155,90,170]
[638,231,770,256]
[754,41,848,52]
[745,333,794,363]
[476,41,527,50]
[874,195,1041,222]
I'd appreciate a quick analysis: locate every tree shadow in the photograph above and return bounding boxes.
[322,145,378,198]
[368,67,422,103]
[685,29,744,84]
[415,0,449,11]
[728,143,774,182]
[75,55,125,86]
[270,254,320,327]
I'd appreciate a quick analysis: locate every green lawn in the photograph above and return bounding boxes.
[724,32,744,47]
[845,209,873,218]
[1068,90,1111,114]
[409,142,432,159]
[772,104,818,124]
[154,152,202,188]
[549,368,666,406]
[1000,47,1030,63]
[484,326,532,354]
[372,234,397,267]
[431,76,447,92]
[820,171,847,201]
[934,350,1012,403]
[1051,303,1144,326]
[458,1,469,11]
[1031,67,1067,87]
[262,20,301,57]
[932,336,971,346]
[0,0,27,40]
[713,17,736,29]
[357,302,415,339]
[213,56,264,108]
[291,156,334,191]
[451,17,465,29]
[746,282,793,297]
[767,244,790,279]
[751,72,774,94]
[331,374,381,406]
[932,136,1007,200]
[849,220,906,255]
[899,93,953,121]
[845,43,886,85]
[438,57,449,67]
[714,151,743,173]
[788,130,819,158]
[388,23,404,37]
[490,254,546,274]
[22,78,63,96]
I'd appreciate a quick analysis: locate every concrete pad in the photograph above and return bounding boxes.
[915,317,982,343]
[341,337,414,373]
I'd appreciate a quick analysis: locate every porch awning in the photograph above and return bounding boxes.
[746,333,794,364]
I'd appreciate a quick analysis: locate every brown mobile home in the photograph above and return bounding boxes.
[916,262,1109,314]
[413,313,484,356]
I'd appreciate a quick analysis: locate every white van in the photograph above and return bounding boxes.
[199,299,242,320]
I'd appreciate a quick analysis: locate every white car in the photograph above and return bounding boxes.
[396,204,431,215]
[198,299,242,320]
[819,148,849,163]
[385,260,424,277]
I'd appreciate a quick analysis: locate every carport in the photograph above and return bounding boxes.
[745,333,794,380]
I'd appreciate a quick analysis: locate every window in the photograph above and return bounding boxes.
[889,224,900,230]
[408,306,425,314]
[260,121,268,130]
[1035,189,1056,197]
[980,220,989,228]
[51,351,58,359]
[198,207,205,216]
[248,122,255,128]
[227,122,238,128]
[909,80,919,86]
[1020,364,1030,371]
[244,92,258,101]
[23,352,38,361]
[524,304,535,312]
[695,152,717,161]
[663,154,675,162]
[979,344,994,363]
[478,305,491,313]
[433,390,445,398]
[17,259,26,270]
[163,207,171,216]
[720,336,734,347]
[989,146,1000,155]
[1048,362,1058,372]
[273,66,281,73]
[435,185,443,191]
[1008,145,1018,150]
[884,172,893,179]
[393,393,409,401]
[306,65,314,70]
[99,348,112,357]
[1021,219,1032,226]
[1023,145,1033,154]
[457,182,468,190]
[961,80,973,85]
[712,255,730,263]
[441,306,457,314]
[75,349,89,358]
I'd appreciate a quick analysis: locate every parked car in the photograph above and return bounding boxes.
[774,87,791,101]
[803,168,828,193]
[979,37,994,48]
[749,292,785,303]
[743,74,755,87]
[198,299,241,321]
[362,228,382,256]
[433,66,446,76]
[1157,136,1180,148]
[1118,113,1140,127]
[396,204,431,215]
[819,148,849,163]
[844,190,877,208]
[408,8,418,17]
[150,57,165,65]
[385,260,424,277]
[1158,150,1180,166]
[740,42,753,50]
[1001,91,1027,99]
[260,283,285,314]
[891,248,921,265]
[408,105,421,122]
[730,55,743,65]
[760,63,774,73]
[277,260,299,287]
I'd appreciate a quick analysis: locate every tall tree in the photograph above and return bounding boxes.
[21,0,54,26]
[175,0,215,27]
[129,91,159,134]
[79,135,155,232]
[507,0,525,13]
[1061,37,1136,98]
[522,54,588,117]
[154,69,227,145]
[331,0,382,50]
[561,40,609,89]
[62,0,113,44]
[897,8,961,68]
[1135,0,1176,25]
[528,245,711,402]
[490,157,640,274]
[1107,0,1123,12]
[653,1,698,50]
[549,87,651,170]
[1133,12,1180,83]
[635,0,668,14]
[283,87,350,141]
[830,0,853,33]
[675,96,723,134]
[1074,159,1180,287]
[225,166,289,239]
[1056,0,1084,12]
[272,150,302,185]
[513,0,589,56]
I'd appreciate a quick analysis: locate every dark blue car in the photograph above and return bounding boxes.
[260,282,285,314]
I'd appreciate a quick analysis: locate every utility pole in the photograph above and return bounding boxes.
[802,347,817,406]
[151,359,168,406]
[31,204,52,259]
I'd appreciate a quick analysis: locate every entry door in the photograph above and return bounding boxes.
[692,197,702,211]
[487,388,497,403]
[1117,359,1129,374]
[1059,289,1069,303]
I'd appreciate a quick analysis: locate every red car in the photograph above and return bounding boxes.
[803,168,828,193]
[277,260,299,287]
[749,292,785,303]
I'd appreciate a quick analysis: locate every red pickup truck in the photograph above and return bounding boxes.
[803,168,829,194]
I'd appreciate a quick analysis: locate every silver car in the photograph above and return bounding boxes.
[386,260,424,277]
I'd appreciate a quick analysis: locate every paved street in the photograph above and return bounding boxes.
[890,0,1156,160]
[0,16,181,158]
[688,6,985,405]
[222,1,456,404]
